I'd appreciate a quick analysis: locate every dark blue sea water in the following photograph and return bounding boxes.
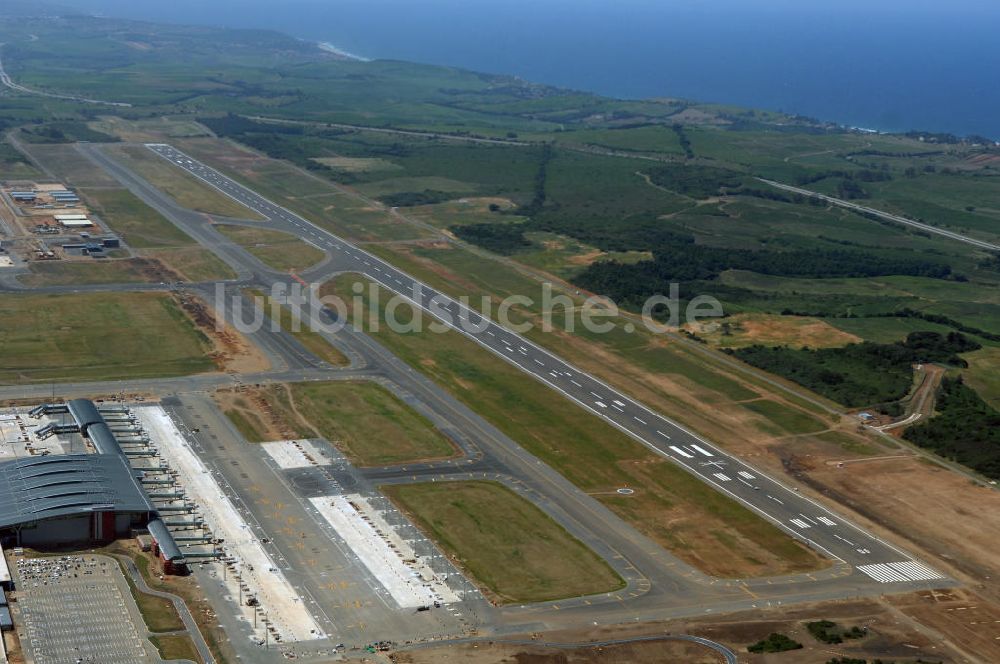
[58,0,1000,139]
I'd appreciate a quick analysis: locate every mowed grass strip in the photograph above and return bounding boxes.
[384,481,624,603]
[216,224,325,272]
[81,188,235,281]
[245,290,349,366]
[287,381,458,465]
[149,635,202,663]
[0,292,215,383]
[82,188,193,249]
[108,144,264,219]
[220,382,458,465]
[328,276,824,578]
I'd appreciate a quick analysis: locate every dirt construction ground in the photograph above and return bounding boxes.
[392,595,966,663]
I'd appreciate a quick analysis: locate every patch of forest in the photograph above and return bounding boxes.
[904,376,1000,480]
[727,331,980,407]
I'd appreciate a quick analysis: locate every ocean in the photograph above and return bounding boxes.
[55,0,1000,139]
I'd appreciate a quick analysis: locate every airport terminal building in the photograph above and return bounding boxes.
[0,399,185,572]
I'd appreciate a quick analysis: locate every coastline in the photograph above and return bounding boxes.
[317,41,371,62]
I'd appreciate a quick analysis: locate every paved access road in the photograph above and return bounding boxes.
[760,177,1000,252]
[144,143,948,591]
[0,44,131,107]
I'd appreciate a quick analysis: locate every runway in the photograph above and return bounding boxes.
[141,142,947,589]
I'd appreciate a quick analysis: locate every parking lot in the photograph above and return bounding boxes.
[13,553,159,664]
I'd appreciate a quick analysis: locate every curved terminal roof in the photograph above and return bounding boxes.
[5,400,186,562]
[67,399,124,456]
[0,454,154,530]
[147,518,184,561]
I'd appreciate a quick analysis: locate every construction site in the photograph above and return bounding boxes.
[1,182,123,265]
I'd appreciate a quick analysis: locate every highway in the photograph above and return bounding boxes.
[0,44,131,107]
[759,178,1000,252]
[144,142,948,590]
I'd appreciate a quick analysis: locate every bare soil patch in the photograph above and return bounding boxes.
[688,313,862,349]
[175,292,268,374]
[797,452,1000,595]
[392,595,962,663]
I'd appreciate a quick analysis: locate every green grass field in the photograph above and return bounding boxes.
[0,292,215,383]
[115,560,186,633]
[285,382,458,465]
[219,381,458,465]
[326,275,824,578]
[383,481,624,603]
[107,144,264,219]
[143,247,236,282]
[149,635,201,663]
[82,188,236,281]
[16,142,121,187]
[83,188,194,249]
[216,224,325,272]
[741,399,829,436]
[965,346,1000,409]
[20,260,162,287]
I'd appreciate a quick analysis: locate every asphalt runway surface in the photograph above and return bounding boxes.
[142,142,949,590]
